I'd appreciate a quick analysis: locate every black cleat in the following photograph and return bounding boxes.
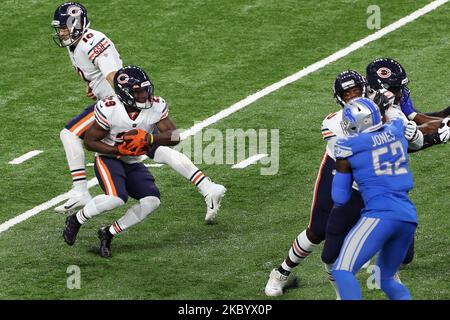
[63,214,81,246]
[98,227,114,258]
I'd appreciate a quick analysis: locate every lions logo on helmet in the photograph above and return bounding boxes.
[51,2,90,47]
[341,97,383,135]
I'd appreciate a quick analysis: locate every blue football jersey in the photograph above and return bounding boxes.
[335,118,417,224]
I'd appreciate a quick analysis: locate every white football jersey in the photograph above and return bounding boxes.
[94,95,170,164]
[67,28,123,99]
[321,110,345,160]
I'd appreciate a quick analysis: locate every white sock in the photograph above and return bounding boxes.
[324,263,341,300]
[76,195,124,224]
[60,128,88,192]
[288,230,318,264]
[110,196,160,235]
[153,146,213,195]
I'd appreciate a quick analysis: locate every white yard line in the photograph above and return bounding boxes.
[232,154,268,169]
[8,150,43,165]
[0,0,447,235]
[0,178,99,234]
[179,0,449,141]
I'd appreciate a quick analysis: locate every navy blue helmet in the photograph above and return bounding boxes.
[114,66,154,110]
[366,58,409,93]
[51,2,90,47]
[333,70,367,106]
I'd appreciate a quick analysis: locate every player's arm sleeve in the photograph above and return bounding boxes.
[94,101,111,130]
[332,171,353,207]
[89,38,121,77]
[158,98,169,121]
[321,117,337,141]
[400,96,417,120]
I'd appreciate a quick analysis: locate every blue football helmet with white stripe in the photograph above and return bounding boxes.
[341,97,382,135]
[51,2,90,47]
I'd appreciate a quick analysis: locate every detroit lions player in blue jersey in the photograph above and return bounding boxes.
[331,97,417,300]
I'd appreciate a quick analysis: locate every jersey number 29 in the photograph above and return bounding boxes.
[372,140,408,176]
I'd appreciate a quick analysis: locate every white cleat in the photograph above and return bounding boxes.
[55,190,92,213]
[204,183,226,223]
[265,269,289,297]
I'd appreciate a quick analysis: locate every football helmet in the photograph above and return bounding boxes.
[114,65,154,110]
[51,2,90,47]
[341,97,383,135]
[333,70,367,106]
[366,58,410,100]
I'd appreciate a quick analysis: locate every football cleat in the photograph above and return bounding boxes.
[98,227,114,258]
[55,190,92,213]
[264,269,289,297]
[63,214,82,246]
[204,183,227,223]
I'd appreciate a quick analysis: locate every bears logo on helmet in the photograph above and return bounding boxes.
[51,2,90,47]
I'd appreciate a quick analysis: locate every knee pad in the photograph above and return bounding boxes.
[60,128,80,142]
[96,195,125,212]
[137,196,160,220]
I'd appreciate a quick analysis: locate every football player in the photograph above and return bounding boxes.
[332,98,417,300]
[265,70,448,298]
[366,58,450,148]
[52,2,226,222]
[63,65,182,257]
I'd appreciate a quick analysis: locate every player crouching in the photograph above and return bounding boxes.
[63,65,180,258]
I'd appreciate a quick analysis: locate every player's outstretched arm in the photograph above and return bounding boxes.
[84,122,119,155]
[331,159,353,207]
[154,117,181,146]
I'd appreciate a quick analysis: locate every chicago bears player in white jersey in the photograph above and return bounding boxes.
[264,70,435,298]
[52,2,226,222]
[63,65,185,257]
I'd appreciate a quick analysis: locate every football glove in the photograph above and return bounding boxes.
[373,88,395,114]
[438,117,450,144]
[118,129,153,156]
[404,120,419,141]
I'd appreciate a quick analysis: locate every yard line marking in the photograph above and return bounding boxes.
[0,178,99,234]
[180,0,449,141]
[232,154,268,169]
[86,162,164,168]
[1,0,447,235]
[8,150,44,165]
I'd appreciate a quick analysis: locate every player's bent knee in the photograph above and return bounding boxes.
[138,196,160,220]
[102,195,125,211]
[60,128,79,141]
[306,227,323,245]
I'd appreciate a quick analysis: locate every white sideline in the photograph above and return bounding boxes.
[0,0,447,235]
[232,154,268,169]
[8,150,44,165]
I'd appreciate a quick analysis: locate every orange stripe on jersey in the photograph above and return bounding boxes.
[96,157,118,196]
[88,40,110,60]
[76,122,92,137]
[160,111,169,120]
[69,111,94,134]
